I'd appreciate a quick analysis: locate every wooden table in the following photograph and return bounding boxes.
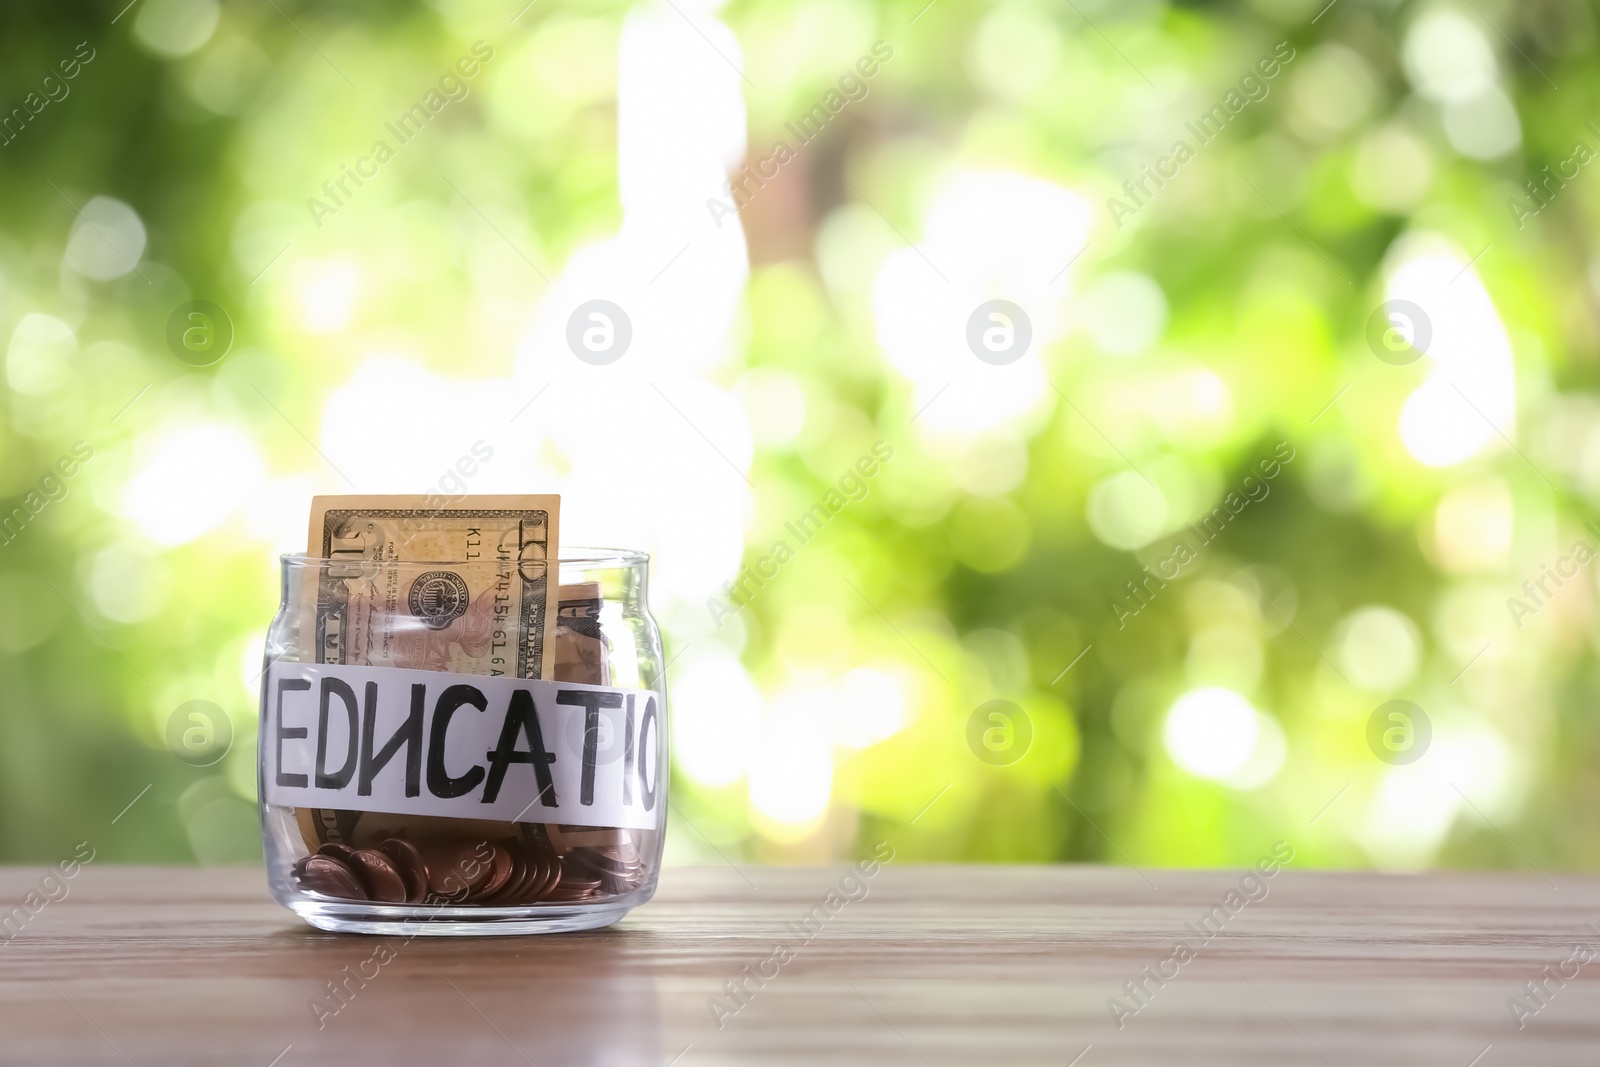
[3,865,1597,1065]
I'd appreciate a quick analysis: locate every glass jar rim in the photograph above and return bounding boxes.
[279,546,649,568]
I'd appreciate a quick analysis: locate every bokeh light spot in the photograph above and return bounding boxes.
[1164,687,1261,780]
[1087,471,1168,551]
[1336,605,1422,691]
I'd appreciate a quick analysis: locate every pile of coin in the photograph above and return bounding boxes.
[292,828,647,906]
[564,838,644,896]
[293,838,427,903]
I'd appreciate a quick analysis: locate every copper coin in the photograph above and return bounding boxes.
[474,841,515,901]
[535,851,564,900]
[347,849,409,903]
[570,846,638,877]
[296,855,367,900]
[567,846,642,892]
[480,849,528,906]
[528,849,560,887]
[377,837,429,904]
[524,851,563,902]
[505,841,542,904]
[459,840,500,901]
[545,882,600,903]
[421,838,493,898]
[317,842,360,867]
[592,863,639,895]
[509,851,538,904]
[491,845,545,906]
[521,851,557,902]
[417,839,457,898]
[549,860,602,900]
[517,838,554,902]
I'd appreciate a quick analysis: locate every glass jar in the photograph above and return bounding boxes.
[258,549,667,935]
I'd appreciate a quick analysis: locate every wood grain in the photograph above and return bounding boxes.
[1,865,1597,1065]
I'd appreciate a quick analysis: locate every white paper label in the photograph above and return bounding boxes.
[262,660,663,830]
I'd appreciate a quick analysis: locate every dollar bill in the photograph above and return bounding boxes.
[547,581,629,854]
[296,494,562,850]
[552,580,608,686]
[306,494,559,679]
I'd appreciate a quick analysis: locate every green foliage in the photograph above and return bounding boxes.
[0,0,1594,872]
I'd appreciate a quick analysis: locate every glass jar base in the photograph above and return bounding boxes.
[288,898,635,936]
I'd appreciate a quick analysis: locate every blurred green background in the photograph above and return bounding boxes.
[1,0,1595,872]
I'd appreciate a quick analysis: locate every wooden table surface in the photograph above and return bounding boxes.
[2,865,1597,1065]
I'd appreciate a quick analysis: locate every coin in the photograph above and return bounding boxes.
[421,837,493,898]
[376,837,429,904]
[522,854,553,904]
[545,859,602,901]
[509,840,543,903]
[476,841,515,901]
[295,854,367,900]
[566,842,643,896]
[545,883,600,902]
[479,846,528,907]
[569,846,638,877]
[317,842,360,868]
[347,849,409,903]
[597,864,641,895]
[299,821,647,909]
[527,829,565,901]
[488,840,550,906]
[574,834,642,894]
[516,848,551,903]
